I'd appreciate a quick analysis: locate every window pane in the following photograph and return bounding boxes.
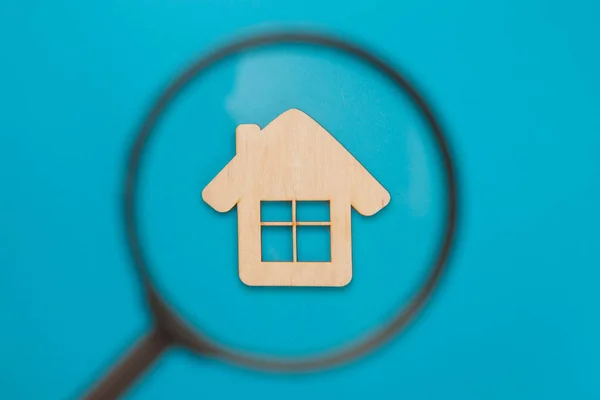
[260,201,292,222]
[297,226,331,262]
[296,201,330,222]
[261,226,293,262]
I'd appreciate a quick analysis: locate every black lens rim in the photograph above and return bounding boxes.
[123,30,459,372]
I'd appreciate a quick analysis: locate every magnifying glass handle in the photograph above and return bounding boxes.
[81,328,171,400]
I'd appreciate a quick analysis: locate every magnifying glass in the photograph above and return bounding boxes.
[82,30,458,399]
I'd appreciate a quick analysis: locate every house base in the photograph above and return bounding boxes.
[239,262,353,287]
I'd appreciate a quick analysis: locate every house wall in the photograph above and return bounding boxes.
[236,196,353,286]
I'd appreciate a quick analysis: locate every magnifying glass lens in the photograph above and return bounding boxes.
[137,45,447,358]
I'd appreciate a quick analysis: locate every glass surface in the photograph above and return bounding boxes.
[138,45,446,356]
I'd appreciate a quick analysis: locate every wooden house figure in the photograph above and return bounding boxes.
[202,109,390,286]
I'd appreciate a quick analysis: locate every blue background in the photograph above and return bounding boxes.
[1,0,599,399]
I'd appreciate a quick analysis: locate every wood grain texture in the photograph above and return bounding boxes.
[202,109,390,286]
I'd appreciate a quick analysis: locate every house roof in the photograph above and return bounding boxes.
[202,109,390,216]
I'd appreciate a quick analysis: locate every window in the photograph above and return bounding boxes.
[261,201,331,262]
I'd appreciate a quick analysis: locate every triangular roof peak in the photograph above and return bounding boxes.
[236,108,331,154]
[268,107,312,123]
[204,108,390,216]
[261,108,324,134]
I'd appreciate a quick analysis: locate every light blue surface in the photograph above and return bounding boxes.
[1,1,599,399]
